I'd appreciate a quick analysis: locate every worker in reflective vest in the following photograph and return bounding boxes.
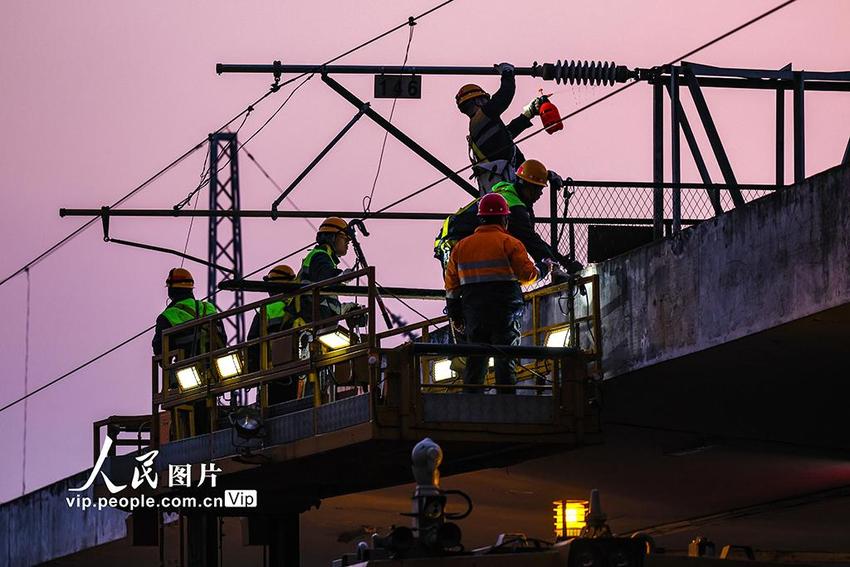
[435,159,579,277]
[444,193,539,393]
[289,217,353,324]
[456,63,545,193]
[152,268,225,359]
[247,264,299,403]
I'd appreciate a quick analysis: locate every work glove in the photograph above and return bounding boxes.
[522,96,544,119]
[536,258,553,279]
[493,62,515,76]
[341,267,357,276]
[547,170,564,189]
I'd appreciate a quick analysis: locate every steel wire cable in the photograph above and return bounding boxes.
[365,0,801,217]
[0,0,791,415]
[0,0,456,291]
[363,21,416,213]
[0,239,316,415]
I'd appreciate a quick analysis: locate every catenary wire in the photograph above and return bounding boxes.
[367,0,801,216]
[0,0,456,290]
[0,0,789,415]
[0,239,316,415]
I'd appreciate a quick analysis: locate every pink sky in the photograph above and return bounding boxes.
[2,0,849,503]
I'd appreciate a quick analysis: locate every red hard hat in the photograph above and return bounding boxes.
[478,193,510,217]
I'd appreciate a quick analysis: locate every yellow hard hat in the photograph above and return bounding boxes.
[166,267,194,289]
[456,83,489,108]
[516,159,549,187]
[318,217,349,235]
[264,265,295,282]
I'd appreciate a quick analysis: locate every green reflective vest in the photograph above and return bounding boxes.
[300,244,337,278]
[161,298,218,326]
[434,182,526,255]
[266,301,287,321]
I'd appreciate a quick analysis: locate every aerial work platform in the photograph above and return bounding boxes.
[94,269,601,508]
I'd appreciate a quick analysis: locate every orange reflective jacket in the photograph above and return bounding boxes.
[444,224,538,298]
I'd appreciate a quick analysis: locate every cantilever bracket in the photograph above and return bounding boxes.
[681,63,745,208]
[321,73,479,198]
[271,106,368,218]
[98,206,234,273]
[663,84,723,216]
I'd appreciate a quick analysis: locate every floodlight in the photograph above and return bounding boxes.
[215,353,243,379]
[545,326,571,347]
[317,326,351,350]
[175,366,202,392]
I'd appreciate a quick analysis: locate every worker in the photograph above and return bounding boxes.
[456,62,546,193]
[152,267,226,435]
[435,158,579,278]
[248,264,298,405]
[245,265,299,404]
[444,193,539,393]
[152,267,225,360]
[289,217,353,324]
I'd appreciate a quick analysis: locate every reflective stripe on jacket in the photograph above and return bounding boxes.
[444,225,538,298]
[161,298,218,326]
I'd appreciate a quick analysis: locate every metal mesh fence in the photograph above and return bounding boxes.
[530,181,775,288]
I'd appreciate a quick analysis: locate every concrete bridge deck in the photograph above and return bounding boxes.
[4,165,850,566]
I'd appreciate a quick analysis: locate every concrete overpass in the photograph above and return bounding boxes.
[3,164,850,566]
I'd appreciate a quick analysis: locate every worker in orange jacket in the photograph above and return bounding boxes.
[444,193,539,393]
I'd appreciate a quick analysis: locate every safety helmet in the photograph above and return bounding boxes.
[478,193,510,217]
[264,265,295,282]
[455,84,489,108]
[318,217,349,235]
[516,159,549,187]
[166,267,194,289]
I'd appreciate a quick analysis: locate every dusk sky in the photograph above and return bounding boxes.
[2,0,849,504]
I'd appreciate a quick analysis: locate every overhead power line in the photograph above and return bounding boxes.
[0,0,456,291]
[370,0,802,215]
[0,0,792,416]
[0,1,461,416]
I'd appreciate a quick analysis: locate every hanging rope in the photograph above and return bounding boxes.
[363,19,416,213]
[22,268,31,495]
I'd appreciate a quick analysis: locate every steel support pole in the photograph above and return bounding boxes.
[549,184,558,253]
[664,83,721,215]
[793,71,806,183]
[681,65,745,208]
[776,84,785,187]
[652,81,664,240]
[268,513,300,567]
[670,67,681,234]
[321,73,478,197]
[186,514,218,567]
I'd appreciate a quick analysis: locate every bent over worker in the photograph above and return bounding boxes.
[436,158,577,279]
[444,193,539,393]
[456,62,545,193]
[246,266,300,404]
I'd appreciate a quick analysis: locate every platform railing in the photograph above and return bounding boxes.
[151,267,378,446]
[149,268,602,448]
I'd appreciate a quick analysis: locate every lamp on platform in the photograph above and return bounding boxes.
[545,326,571,348]
[215,352,244,379]
[175,366,203,392]
[317,326,352,350]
